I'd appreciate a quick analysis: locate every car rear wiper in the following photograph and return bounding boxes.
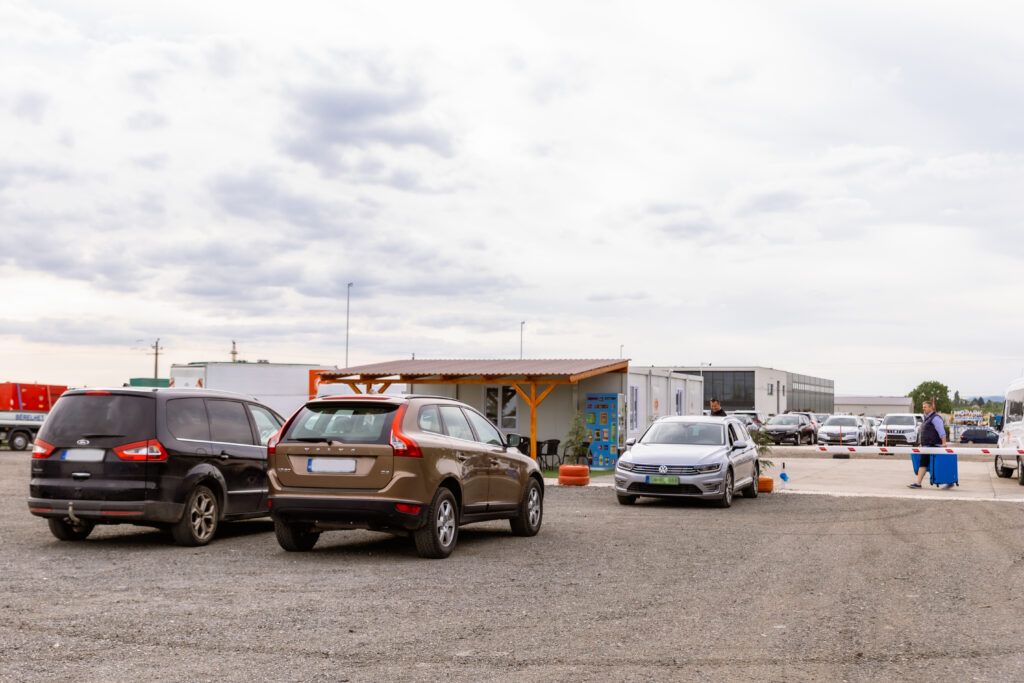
[290,437,333,443]
[81,434,125,438]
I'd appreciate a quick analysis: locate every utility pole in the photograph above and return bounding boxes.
[150,339,162,379]
[345,282,354,368]
[619,344,624,358]
[520,321,526,360]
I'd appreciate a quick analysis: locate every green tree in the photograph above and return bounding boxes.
[907,381,952,413]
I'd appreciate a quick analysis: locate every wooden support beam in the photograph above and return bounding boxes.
[511,383,557,461]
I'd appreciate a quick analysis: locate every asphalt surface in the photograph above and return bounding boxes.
[4,448,1024,681]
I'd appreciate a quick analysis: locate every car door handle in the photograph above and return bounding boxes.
[456,452,469,462]
[219,451,231,459]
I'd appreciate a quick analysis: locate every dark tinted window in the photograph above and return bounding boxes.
[207,400,255,445]
[38,394,155,444]
[166,398,211,441]
[283,403,398,444]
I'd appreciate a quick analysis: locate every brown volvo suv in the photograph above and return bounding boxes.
[267,394,544,558]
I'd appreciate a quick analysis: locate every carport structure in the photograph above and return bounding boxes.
[317,359,630,460]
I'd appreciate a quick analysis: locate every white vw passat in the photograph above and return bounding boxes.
[614,416,760,508]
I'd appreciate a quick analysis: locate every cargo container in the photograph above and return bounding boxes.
[0,382,68,450]
[169,361,345,418]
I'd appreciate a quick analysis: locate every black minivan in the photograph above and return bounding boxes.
[28,388,284,546]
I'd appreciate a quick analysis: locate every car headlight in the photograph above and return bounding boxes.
[695,463,721,473]
[616,460,634,471]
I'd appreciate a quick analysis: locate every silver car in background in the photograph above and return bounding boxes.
[614,416,759,508]
[817,415,868,446]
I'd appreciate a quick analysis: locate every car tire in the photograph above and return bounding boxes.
[1018,458,1024,486]
[995,455,1014,479]
[47,517,94,541]
[413,487,458,559]
[9,431,31,451]
[742,461,759,498]
[717,469,734,508]
[510,478,543,537]
[616,494,637,505]
[170,485,219,547]
[274,519,320,552]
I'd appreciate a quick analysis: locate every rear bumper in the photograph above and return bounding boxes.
[270,495,427,532]
[27,498,183,524]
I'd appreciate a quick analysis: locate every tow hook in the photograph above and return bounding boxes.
[67,502,81,525]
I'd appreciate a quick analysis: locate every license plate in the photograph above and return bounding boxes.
[646,475,679,485]
[307,458,356,474]
[60,449,105,462]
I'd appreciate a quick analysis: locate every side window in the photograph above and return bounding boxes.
[464,409,503,446]
[438,405,474,442]
[206,400,255,445]
[166,398,210,441]
[418,405,444,435]
[248,404,282,446]
[730,423,747,443]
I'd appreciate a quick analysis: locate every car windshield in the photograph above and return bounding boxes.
[640,422,725,446]
[283,402,398,444]
[768,415,799,426]
[884,416,915,425]
[824,417,858,427]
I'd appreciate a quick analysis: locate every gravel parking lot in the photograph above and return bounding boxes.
[4,448,1024,681]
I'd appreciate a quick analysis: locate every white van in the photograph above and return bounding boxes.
[996,377,1024,480]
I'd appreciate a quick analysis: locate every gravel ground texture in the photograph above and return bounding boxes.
[3,448,1024,681]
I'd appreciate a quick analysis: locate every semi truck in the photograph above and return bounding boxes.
[169,361,347,419]
[1,382,68,450]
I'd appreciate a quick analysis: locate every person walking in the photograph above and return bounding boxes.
[709,398,727,417]
[909,400,949,489]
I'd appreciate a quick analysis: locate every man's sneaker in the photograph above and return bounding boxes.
[907,483,922,489]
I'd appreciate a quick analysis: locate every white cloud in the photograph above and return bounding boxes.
[2,0,1024,396]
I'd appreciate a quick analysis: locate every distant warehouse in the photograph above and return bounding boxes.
[834,396,913,417]
[655,366,834,416]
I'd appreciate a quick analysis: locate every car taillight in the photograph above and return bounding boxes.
[395,503,421,514]
[267,427,284,456]
[390,405,423,458]
[32,438,55,458]
[113,439,168,461]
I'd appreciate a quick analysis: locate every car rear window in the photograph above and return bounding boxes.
[283,402,398,444]
[38,394,155,444]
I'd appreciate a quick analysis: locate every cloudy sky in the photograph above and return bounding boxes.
[2,0,1023,397]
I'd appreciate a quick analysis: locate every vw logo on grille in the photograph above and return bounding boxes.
[658,465,668,474]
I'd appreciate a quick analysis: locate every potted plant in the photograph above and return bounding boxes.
[558,411,590,485]
[750,429,776,492]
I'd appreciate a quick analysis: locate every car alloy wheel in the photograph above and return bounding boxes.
[996,455,1014,479]
[171,485,219,546]
[511,479,543,536]
[718,469,733,508]
[414,487,459,558]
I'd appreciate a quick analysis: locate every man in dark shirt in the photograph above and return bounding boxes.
[709,398,727,417]
[909,400,948,489]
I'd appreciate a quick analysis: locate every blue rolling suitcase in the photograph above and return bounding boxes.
[929,452,958,487]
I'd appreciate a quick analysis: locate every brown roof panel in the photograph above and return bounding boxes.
[319,358,629,382]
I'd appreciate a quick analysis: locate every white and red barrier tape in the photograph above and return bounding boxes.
[816,445,1024,456]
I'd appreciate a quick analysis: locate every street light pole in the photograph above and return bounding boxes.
[345,282,353,368]
[520,321,525,359]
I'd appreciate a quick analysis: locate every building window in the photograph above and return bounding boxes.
[485,386,518,431]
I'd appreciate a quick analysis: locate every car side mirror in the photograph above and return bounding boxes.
[506,434,521,448]
[625,437,636,448]
[732,440,748,450]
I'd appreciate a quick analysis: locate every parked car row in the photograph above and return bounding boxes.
[28,388,544,558]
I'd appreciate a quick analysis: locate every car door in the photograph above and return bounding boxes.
[463,407,523,510]
[436,405,490,515]
[727,422,757,487]
[246,402,283,508]
[205,399,266,515]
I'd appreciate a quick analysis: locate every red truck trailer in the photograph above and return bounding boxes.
[0,383,67,451]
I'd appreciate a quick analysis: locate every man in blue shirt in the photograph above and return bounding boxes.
[909,401,949,489]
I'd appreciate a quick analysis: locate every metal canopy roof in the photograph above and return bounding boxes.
[319,358,629,383]
[318,359,630,462]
